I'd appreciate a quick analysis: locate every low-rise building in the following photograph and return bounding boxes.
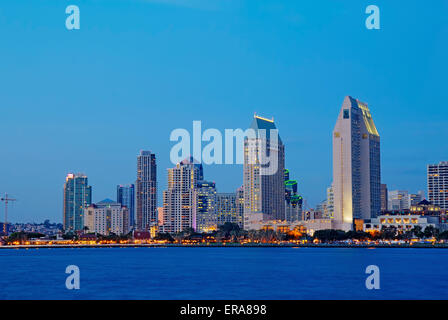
[363,214,439,232]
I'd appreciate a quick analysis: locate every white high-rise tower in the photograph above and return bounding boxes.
[243,115,285,230]
[332,96,381,231]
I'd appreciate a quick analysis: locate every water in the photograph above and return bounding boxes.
[0,247,447,300]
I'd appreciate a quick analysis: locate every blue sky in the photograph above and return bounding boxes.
[0,0,447,222]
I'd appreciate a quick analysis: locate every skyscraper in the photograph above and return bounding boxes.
[388,190,409,210]
[117,184,135,228]
[284,169,303,222]
[63,173,92,232]
[216,193,241,226]
[428,161,448,210]
[136,151,157,231]
[332,96,381,230]
[409,191,425,207]
[194,181,217,233]
[380,184,388,212]
[387,190,425,210]
[243,115,285,230]
[163,157,203,234]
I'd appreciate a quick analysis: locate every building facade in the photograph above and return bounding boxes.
[236,186,244,227]
[244,115,285,230]
[216,193,243,227]
[381,184,388,212]
[388,190,410,210]
[332,96,381,230]
[163,157,203,234]
[284,169,303,222]
[194,181,217,233]
[136,151,157,231]
[84,199,130,236]
[117,184,135,228]
[63,173,92,232]
[409,191,425,207]
[428,161,448,210]
[363,214,439,233]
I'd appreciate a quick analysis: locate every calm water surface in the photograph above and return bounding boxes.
[0,247,447,300]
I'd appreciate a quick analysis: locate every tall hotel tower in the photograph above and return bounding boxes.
[333,96,381,230]
[63,173,92,232]
[428,161,448,210]
[163,157,203,233]
[136,151,157,230]
[243,115,285,230]
[117,184,135,228]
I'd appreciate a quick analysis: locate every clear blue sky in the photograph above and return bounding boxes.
[0,0,447,223]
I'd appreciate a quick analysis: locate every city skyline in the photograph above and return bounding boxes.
[2,105,445,224]
[1,0,447,223]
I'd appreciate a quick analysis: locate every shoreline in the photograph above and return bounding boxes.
[1,243,447,249]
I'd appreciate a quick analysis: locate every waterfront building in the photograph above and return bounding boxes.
[117,184,135,228]
[244,115,285,230]
[194,181,217,233]
[136,151,157,231]
[410,200,443,216]
[63,173,92,232]
[363,213,439,233]
[84,199,130,236]
[381,184,388,212]
[163,157,203,234]
[332,96,381,231]
[428,162,448,211]
[216,193,240,226]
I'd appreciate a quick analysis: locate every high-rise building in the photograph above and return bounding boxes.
[428,161,448,210]
[243,115,285,230]
[236,186,244,227]
[380,184,388,212]
[326,184,334,218]
[332,96,381,230]
[388,190,409,210]
[409,191,425,207]
[63,173,92,232]
[84,199,130,236]
[136,151,157,231]
[284,169,303,222]
[117,184,135,228]
[387,190,425,211]
[163,157,203,234]
[216,193,242,227]
[194,181,217,233]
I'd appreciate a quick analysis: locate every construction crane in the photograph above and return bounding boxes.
[1,193,17,236]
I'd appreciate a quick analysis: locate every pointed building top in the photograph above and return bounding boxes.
[249,114,281,143]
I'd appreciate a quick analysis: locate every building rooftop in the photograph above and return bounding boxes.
[249,114,282,142]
